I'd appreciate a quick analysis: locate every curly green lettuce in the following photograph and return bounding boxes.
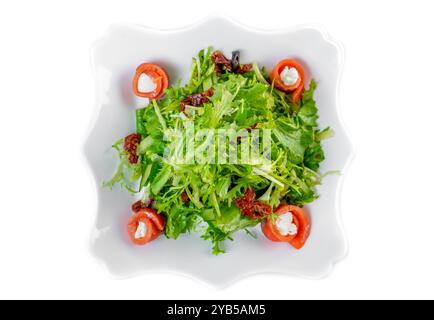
[104,48,333,254]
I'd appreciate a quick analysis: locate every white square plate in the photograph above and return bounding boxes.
[84,16,352,287]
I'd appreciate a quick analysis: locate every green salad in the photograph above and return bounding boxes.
[105,48,332,254]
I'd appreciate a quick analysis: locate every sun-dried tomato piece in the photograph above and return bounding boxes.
[236,63,252,74]
[124,133,141,164]
[212,50,252,76]
[243,187,256,203]
[251,201,273,217]
[181,191,190,203]
[214,64,223,76]
[235,188,255,209]
[239,206,254,218]
[132,200,146,213]
[180,88,214,112]
[132,198,154,212]
[124,133,141,152]
[235,188,272,220]
[190,88,213,105]
[212,51,232,72]
[127,154,137,164]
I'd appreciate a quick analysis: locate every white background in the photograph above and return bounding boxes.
[0,0,433,300]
